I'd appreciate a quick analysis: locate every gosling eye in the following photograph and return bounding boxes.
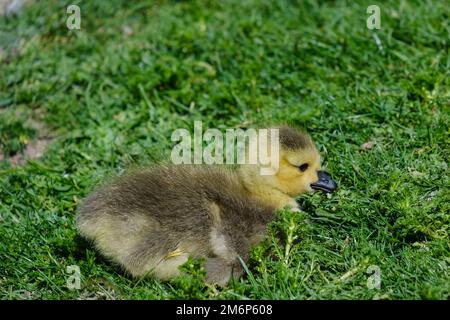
[298,163,309,172]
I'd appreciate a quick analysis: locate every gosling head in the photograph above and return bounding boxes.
[275,126,337,196]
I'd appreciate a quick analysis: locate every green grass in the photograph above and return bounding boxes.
[0,0,449,299]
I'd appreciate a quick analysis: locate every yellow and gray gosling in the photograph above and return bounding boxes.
[76,126,337,286]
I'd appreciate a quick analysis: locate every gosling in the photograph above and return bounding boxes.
[76,126,337,286]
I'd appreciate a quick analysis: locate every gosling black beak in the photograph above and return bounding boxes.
[310,171,337,193]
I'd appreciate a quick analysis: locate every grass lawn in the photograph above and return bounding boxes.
[0,0,449,299]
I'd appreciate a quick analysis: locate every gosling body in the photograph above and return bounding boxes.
[77,126,337,285]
